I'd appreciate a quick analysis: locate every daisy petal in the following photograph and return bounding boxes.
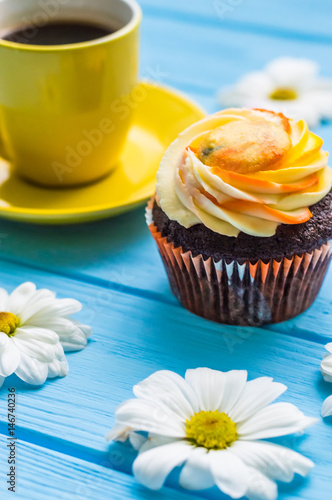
[279,97,320,127]
[238,402,317,440]
[13,330,64,363]
[185,368,226,411]
[129,432,147,451]
[230,441,313,482]
[14,326,59,344]
[179,447,215,490]
[134,370,199,420]
[321,395,332,418]
[14,351,48,385]
[0,375,5,388]
[70,319,93,339]
[48,357,69,379]
[33,318,90,352]
[18,289,56,323]
[0,332,21,377]
[115,398,186,437]
[26,298,82,324]
[320,352,332,383]
[326,343,332,354]
[106,423,132,442]
[238,72,275,96]
[133,441,191,490]
[209,449,250,498]
[218,370,248,414]
[219,72,274,107]
[245,467,277,500]
[8,282,36,315]
[229,377,287,423]
[266,57,318,88]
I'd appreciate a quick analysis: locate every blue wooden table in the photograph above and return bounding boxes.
[0,1,332,498]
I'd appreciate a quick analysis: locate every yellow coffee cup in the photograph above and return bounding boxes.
[0,0,141,187]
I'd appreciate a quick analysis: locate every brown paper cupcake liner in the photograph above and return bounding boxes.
[146,199,331,326]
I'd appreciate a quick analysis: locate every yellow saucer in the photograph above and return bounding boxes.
[0,82,205,225]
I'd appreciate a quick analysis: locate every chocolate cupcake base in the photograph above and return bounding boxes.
[147,199,331,326]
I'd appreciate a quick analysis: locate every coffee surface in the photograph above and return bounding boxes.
[2,21,113,45]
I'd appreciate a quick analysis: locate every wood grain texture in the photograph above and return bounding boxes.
[139,14,332,95]
[0,438,200,500]
[138,0,332,40]
[0,261,331,499]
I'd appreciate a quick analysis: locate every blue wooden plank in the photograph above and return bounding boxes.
[0,211,178,305]
[138,0,332,41]
[0,261,330,500]
[139,14,332,97]
[0,438,199,500]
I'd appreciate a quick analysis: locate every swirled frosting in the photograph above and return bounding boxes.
[156,108,332,237]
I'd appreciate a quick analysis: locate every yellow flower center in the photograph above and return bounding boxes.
[270,88,297,100]
[186,410,238,450]
[0,312,20,336]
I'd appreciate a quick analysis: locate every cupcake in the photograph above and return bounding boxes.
[147,108,332,326]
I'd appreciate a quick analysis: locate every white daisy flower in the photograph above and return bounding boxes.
[219,57,332,127]
[320,343,332,418]
[0,282,92,388]
[107,368,316,500]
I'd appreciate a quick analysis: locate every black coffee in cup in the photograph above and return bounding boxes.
[2,21,114,45]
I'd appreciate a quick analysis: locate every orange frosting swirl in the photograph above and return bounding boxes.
[157,108,332,237]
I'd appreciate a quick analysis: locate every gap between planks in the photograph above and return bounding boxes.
[0,429,222,500]
[0,436,200,500]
